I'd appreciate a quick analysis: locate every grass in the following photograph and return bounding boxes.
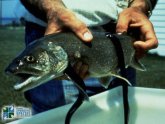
[0,27,30,124]
[137,54,165,88]
[0,27,165,123]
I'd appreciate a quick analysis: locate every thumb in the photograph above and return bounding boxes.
[67,21,93,42]
[133,41,147,59]
[62,10,93,42]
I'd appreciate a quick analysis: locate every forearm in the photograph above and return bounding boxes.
[20,0,65,22]
[128,0,158,16]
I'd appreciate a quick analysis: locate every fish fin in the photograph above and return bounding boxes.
[74,83,89,101]
[65,74,89,101]
[130,57,146,71]
[98,76,112,89]
[110,73,132,86]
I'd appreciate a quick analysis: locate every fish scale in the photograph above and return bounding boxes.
[5,31,147,124]
[47,32,133,77]
[5,31,145,92]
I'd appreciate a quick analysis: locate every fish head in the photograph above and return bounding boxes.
[5,41,68,92]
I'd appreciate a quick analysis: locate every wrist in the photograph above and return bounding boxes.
[41,0,66,21]
[128,0,152,17]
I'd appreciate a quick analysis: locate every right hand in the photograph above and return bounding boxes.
[116,7,158,59]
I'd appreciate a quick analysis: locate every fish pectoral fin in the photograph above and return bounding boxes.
[98,76,112,89]
[110,73,132,86]
[74,82,89,101]
[131,57,146,71]
[65,73,89,101]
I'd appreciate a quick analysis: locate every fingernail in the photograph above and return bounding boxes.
[117,32,122,35]
[117,31,127,35]
[83,32,93,41]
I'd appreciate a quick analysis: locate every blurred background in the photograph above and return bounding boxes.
[0,0,165,123]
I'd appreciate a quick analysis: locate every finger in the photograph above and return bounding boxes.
[134,39,158,52]
[133,22,158,51]
[71,23,93,42]
[134,46,146,59]
[79,64,89,79]
[60,10,93,42]
[116,13,130,33]
[45,20,62,35]
[73,61,83,74]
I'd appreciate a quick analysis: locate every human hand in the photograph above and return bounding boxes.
[56,61,89,80]
[73,61,89,79]
[42,0,93,42]
[116,7,158,59]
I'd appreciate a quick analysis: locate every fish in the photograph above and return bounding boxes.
[5,31,146,93]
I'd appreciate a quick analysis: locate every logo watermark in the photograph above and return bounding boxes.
[1,105,31,121]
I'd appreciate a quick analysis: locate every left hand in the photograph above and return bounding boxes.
[116,7,158,59]
[73,61,89,79]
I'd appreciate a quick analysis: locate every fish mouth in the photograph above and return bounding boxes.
[15,73,34,80]
[13,72,40,92]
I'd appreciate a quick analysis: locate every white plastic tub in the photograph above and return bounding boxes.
[8,86,165,124]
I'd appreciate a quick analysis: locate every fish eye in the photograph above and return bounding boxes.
[16,60,21,64]
[24,55,35,63]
